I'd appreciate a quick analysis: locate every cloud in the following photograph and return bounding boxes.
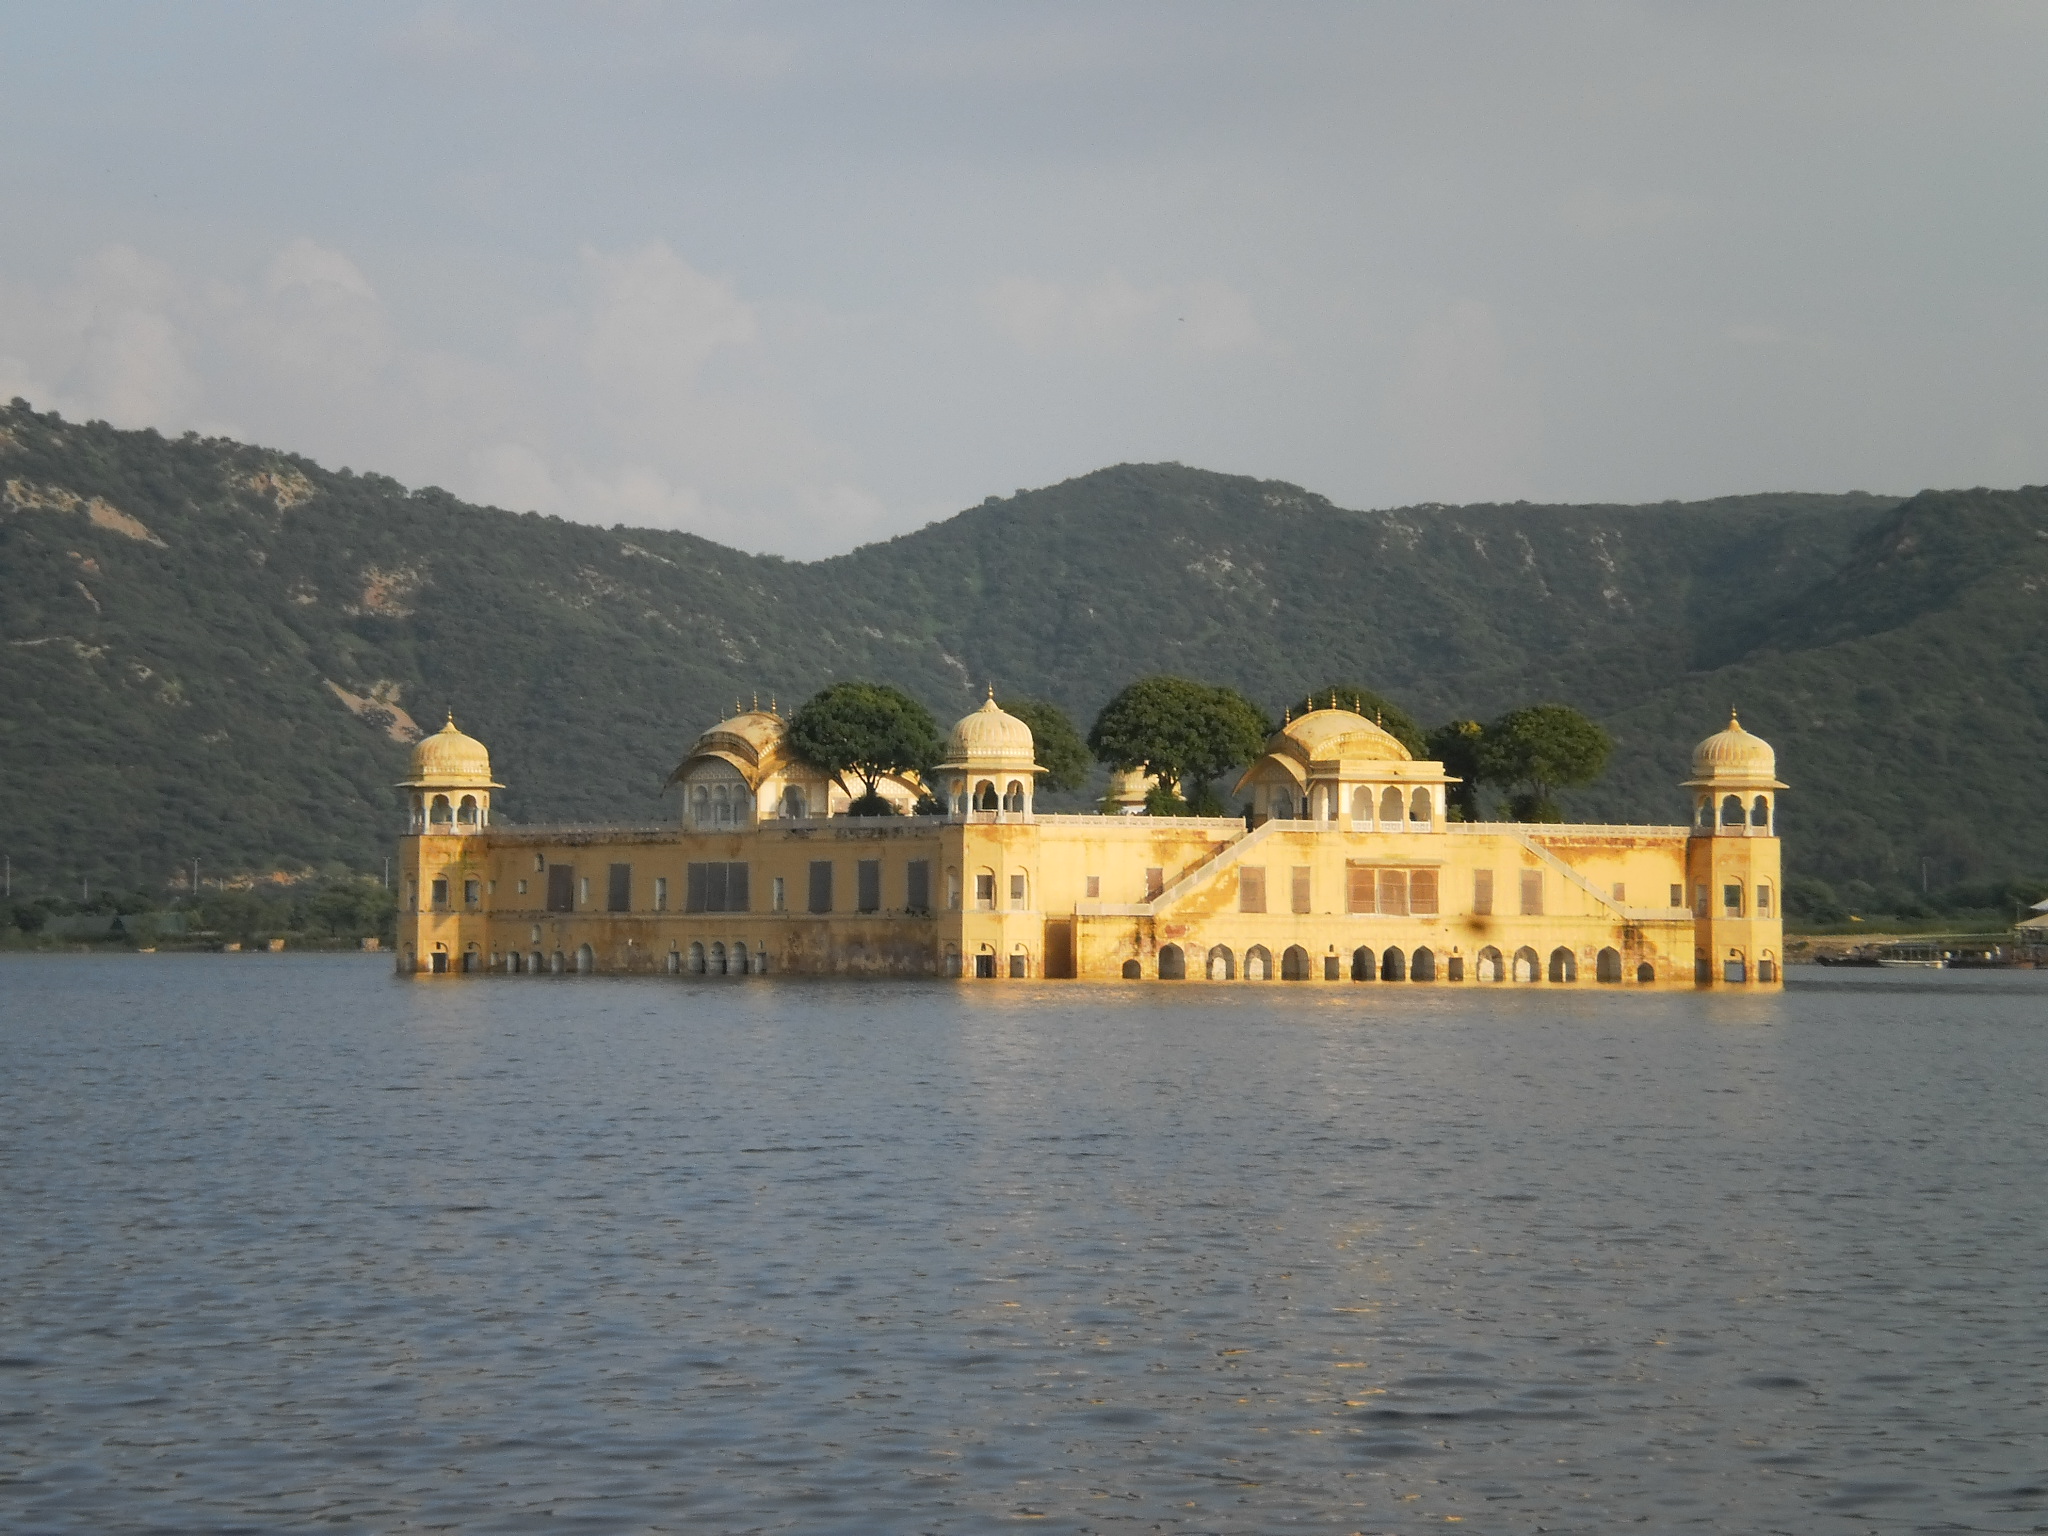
[982,272,1269,357]
[579,242,758,404]
[1384,300,1542,501]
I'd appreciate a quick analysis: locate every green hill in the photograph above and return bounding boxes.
[4,398,2044,900]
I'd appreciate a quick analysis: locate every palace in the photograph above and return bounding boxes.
[394,697,1785,987]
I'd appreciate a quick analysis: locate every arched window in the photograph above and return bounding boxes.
[1351,946,1374,981]
[974,780,999,811]
[1596,947,1622,983]
[1512,946,1539,982]
[1244,945,1272,980]
[1548,946,1577,983]
[1351,787,1371,823]
[1721,794,1744,826]
[692,786,711,825]
[714,784,732,825]
[1272,790,1293,820]
[781,785,807,819]
[1158,944,1186,980]
[1725,949,1747,984]
[1208,945,1235,981]
[457,794,478,825]
[1758,951,1778,983]
[1281,945,1311,980]
[1446,955,1464,982]
[462,943,480,972]
[1009,946,1029,979]
[1757,882,1773,917]
[1636,961,1655,984]
[530,950,544,975]
[688,942,705,974]
[430,794,452,824]
[710,941,726,975]
[665,948,680,974]
[576,943,594,974]
[1411,947,1436,982]
[551,950,566,974]
[1752,794,1771,828]
[1477,946,1503,982]
[1380,787,1403,825]
[1695,798,1712,828]
[1003,780,1025,812]
[1121,959,1141,979]
[1380,947,1406,982]
[1409,787,1431,825]
[732,941,749,975]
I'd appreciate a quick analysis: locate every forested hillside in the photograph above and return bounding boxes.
[5,399,2045,899]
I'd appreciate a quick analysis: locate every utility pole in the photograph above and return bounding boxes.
[192,858,200,897]
[384,857,390,889]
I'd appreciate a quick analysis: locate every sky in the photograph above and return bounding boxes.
[2,2,2045,557]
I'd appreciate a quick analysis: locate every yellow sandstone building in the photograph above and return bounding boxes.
[395,698,1785,988]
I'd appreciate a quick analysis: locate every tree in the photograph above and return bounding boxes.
[787,682,943,815]
[1288,685,1426,758]
[1425,719,1487,820]
[1478,704,1613,822]
[1088,677,1270,815]
[998,697,1091,793]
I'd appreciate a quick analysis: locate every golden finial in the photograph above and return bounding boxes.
[770,694,777,715]
[1284,706,1291,723]
[751,692,758,711]
[1376,709,1384,727]
[987,682,996,702]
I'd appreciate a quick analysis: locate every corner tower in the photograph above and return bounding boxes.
[396,715,502,975]
[1684,713,1787,986]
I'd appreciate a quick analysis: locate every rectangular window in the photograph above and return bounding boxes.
[516,878,528,896]
[808,860,834,914]
[687,863,751,912]
[1473,869,1493,915]
[1009,953,1027,978]
[406,879,417,910]
[1010,873,1026,909]
[1291,866,1311,914]
[546,865,575,912]
[1695,883,1709,916]
[534,854,545,872]
[431,877,449,908]
[1613,881,1626,904]
[654,876,668,912]
[1347,865,1375,914]
[464,879,480,907]
[1670,883,1685,909]
[1085,875,1100,899]
[858,859,882,913]
[1724,883,1744,917]
[1145,867,1164,900]
[1519,869,1542,916]
[947,868,961,910]
[607,863,631,912]
[975,873,995,909]
[1239,865,1267,913]
[1409,869,1439,915]
[772,875,786,912]
[907,860,931,913]
[1757,882,1773,917]
[578,876,589,907]
[1378,868,1409,916]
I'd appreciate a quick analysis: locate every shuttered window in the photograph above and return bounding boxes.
[1409,869,1439,915]
[685,863,750,912]
[607,863,631,912]
[1291,866,1311,914]
[1520,870,1543,916]
[1145,867,1163,900]
[808,860,834,914]
[546,864,575,912]
[857,860,882,913]
[906,860,931,913]
[1377,868,1408,916]
[1239,865,1267,913]
[1347,865,1375,913]
[1473,869,1493,915]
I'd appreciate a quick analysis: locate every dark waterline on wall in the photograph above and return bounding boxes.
[3,956,2044,1532]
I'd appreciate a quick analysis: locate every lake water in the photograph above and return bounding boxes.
[3,957,2045,1533]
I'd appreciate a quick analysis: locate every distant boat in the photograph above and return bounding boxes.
[1875,956,1943,969]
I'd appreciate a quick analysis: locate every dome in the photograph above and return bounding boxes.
[401,715,501,787]
[1686,712,1784,786]
[1277,707,1412,763]
[937,695,1038,772]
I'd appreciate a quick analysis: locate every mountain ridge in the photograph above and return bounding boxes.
[3,399,2042,898]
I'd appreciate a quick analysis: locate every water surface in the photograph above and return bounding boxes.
[3,957,2045,1532]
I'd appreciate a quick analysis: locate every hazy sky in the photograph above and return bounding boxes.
[3,3,2045,555]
